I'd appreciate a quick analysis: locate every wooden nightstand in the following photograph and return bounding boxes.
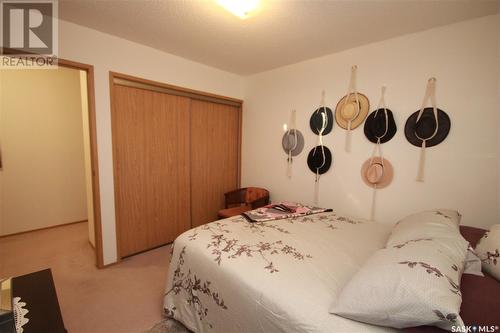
[11,269,67,333]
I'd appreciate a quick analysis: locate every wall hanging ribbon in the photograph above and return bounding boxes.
[282,109,304,178]
[308,90,333,204]
[363,86,397,144]
[335,65,370,152]
[360,86,395,220]
[307,145,332,204]
[361,142,393,220]
[309,90,334,136]
[404,78,451,182]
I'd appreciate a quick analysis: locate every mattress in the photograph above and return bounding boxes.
[163,211,396,333]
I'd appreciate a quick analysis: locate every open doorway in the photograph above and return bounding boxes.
[0,59,103,268]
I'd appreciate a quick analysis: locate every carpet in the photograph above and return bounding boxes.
[143,319,191,333]
[0,222,171,333]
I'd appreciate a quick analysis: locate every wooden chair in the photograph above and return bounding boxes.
[218,187,270,219]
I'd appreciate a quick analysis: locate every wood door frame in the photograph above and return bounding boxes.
[57,59,105,268]
[109,71,243,259]
[1,57,104,267]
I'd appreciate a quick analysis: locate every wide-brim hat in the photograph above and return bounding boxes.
[364,108,397,144]
[361,157,393,188]
[404,107,451,148]
[282,129,304,156]
[335,93,370,130]
[310,107,334,135]
[307,146,332,175]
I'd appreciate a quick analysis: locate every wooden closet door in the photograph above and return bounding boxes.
[112,85,191,257]
[190,100,240,227]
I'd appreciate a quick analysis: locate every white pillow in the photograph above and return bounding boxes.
[330,236,468,331]
[387,209,462,247]
[475,224,500,281]
[463,246,484,276]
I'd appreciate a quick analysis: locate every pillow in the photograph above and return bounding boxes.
[459,226,485,276]
[403,273,500,332]
[387,209,462,247]
[459,225,487,248]
[475,224,500,281]
[463,246,483,276]
[330,236,468,331]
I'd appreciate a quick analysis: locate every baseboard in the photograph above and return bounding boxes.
[0,219,88,238]
[100,260,121,268]
[121,241,173,259]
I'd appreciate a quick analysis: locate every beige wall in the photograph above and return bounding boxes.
[0,67,88,235]
[80,71,95,247]
[242,14,500,228]
[58,19,246,265]
[57,15,499,265]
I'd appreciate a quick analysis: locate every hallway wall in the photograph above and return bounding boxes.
[0,67,88,235]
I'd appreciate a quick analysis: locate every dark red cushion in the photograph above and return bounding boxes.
[459,225,487,248]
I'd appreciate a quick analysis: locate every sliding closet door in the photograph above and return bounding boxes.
[190,100,240,227]
[112,85,191,257]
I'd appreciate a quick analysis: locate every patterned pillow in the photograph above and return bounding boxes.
[330,236,468,330]
[387,209,462,247]
[475,224,500,281]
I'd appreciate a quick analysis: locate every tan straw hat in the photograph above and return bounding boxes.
[361,157,393,189]
[335,93,370,130]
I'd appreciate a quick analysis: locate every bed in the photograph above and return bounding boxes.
[163,212,499,333]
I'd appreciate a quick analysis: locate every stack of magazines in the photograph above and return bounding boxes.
[242,202,332,222]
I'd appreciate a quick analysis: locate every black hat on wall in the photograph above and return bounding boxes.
[364,108,397,144]
[404,107,451,147]
[307,146,332,175]
[310,107,334,135]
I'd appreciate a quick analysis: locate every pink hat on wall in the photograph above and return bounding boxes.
[361,157,393,189]
[361,150,394,221]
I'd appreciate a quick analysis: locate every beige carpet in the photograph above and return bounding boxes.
[0,222,171,333]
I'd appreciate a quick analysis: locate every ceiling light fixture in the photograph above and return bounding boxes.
[217,0,260,19]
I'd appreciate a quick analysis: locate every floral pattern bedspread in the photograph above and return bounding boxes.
[163,212,396,333]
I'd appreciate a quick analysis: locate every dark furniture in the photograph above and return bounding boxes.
[218,187,270,219]
[11,269,67,333]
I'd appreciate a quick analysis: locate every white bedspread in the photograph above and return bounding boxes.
[163,212,396,333]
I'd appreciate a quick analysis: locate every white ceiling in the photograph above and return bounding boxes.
[59,0,499,75]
